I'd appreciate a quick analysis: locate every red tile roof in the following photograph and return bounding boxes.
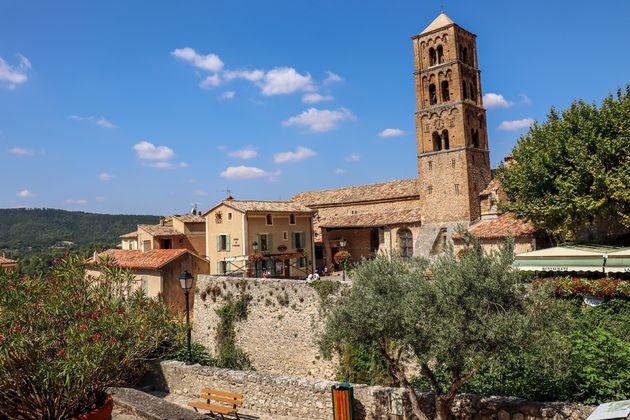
[291,179,419,207]
[138,224,183,237]
[0,257,17,265]
[88,249,188,269]
[458,212,536,239]
[207,200,313,215]
[319,208,423,228]
[479,178,501,196]
[171,214,205,223]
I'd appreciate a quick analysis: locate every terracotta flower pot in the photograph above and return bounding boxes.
[73,395,114,420]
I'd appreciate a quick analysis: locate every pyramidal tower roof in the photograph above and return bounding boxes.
[420,12,455,35]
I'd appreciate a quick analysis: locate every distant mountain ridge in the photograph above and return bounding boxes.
[0,208,158,256]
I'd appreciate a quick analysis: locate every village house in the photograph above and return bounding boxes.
[86,248,208,313]
[0,255,17,271]
[290,12,536,270]
[120,213,206,257]
[203,197,316,277]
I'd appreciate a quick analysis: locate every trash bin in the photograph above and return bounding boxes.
[331,383,354,420]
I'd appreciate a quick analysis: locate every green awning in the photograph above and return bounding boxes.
[513,245,619,273]
[605,248,630,274]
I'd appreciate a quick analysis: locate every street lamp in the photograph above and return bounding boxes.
[179,270,194,365]
[339,238,347,281]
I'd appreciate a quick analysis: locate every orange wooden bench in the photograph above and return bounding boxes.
[188,388,243,419]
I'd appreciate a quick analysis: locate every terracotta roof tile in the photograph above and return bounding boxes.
[120,231,138,239]
[319,208,423,228]
[291,179,419,207]
[171,214,205,223]
[479,178,501,196]
[88,249,188,269]
[138,224,183,236]
[0,257,17,264]
[222,200,313,213]
[459,212,536,239]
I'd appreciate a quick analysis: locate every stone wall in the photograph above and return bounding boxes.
[192,275,344,379]
[150,361,594,420]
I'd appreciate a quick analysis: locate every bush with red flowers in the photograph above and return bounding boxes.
[0,255,180,419]
[533,276,630,298]
[333,250,352,266]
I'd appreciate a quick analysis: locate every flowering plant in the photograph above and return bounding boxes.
[533,276,630,298]
[0,255,179,419]
[334,250,352,266]
[248,252,264,263]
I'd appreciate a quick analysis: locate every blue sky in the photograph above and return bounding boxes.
[1,0,629,215]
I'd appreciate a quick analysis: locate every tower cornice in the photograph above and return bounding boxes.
[410,23,477,40]
[415,100,486,115]
[414,60,481,75]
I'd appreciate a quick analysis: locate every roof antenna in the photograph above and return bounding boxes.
[218,189,233,200]
[190,203,198,215]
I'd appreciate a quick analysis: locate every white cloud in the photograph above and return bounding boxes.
[66,199,88,205]
[133,141,174,161]
[519,94,532,105]
[223,69,265,83]
[171,47,224,72]
[302,93,334,104]
[377,128,405,138]
[324,70,343,85]
[228,147,258,160]
[282,108,356,132]
[0,54,31,88]
[17,189,33,198]
[483,93,513,109]
[345,153,360,162]
[220,165,280,180]
[145,161,188,169]
[98,172,113,181]
[8,147,35,156]
[68,115,116,129]
[333,168,347,174]
[497,118,535,131]
[273,146,317,163]
[219,91,236,100]
[200,74,221,88]
[259,67,315,96]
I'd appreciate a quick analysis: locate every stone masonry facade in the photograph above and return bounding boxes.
[192,275,343,379]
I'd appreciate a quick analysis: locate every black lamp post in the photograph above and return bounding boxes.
[339,238,347,281]
[179,270,194,365]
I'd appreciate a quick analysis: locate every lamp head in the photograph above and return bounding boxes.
[179,270,194,290]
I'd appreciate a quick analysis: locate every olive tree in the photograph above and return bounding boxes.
[320,241,567,420]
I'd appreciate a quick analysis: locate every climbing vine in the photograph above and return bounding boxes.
[214,295,253,370]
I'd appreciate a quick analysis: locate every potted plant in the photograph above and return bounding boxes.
[0,255,179,419]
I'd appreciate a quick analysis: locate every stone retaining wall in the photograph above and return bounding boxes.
[150,361,594,420]
[192,275,346,379]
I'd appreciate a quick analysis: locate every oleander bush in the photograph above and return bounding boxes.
[0,255,180,419]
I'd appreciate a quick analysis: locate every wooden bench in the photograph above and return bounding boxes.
[188,388,243,419]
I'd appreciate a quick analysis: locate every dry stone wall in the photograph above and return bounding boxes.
[192,275,345,379]
[152,361,594,420]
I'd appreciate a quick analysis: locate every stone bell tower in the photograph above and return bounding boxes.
[412,12,491,224]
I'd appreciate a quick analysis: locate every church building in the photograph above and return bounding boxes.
[291,12,535,270]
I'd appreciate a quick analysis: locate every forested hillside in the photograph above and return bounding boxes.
[0,208,158,276]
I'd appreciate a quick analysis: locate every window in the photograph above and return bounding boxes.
[161,239,172,249]
[227,212,232,220]
[141,276,149,295]
[455,184,460,195]
[142,240,151,252]
[428,161,433,171]
[437,45,444,64]
[462,80,468,100]
[441,80,450,102]
[429,83,437,105]
[428,185,433,194]
[217,234,230,251]
[398,229,413,259]
[283,231,288,240]
[292,231,305,249]
[258,233,272,252]
[215,212,223,224]
[289,214,296,225]
[470,82,477,101]
[462,46,468,64]
[297,256,307,268]
[451,158,456,168]
[442,130,450,150]
[217,261,227,275]
[429,47,436,66]
[472,129,480,148]
[432,131,442,151]
[266,214,273,225]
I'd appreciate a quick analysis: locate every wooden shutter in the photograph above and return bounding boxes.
[226,235,231,252]
[216,235,221,251]
[300,231,305,248]
[256,234,261,251]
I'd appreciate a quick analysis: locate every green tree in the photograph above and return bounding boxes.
[320,242,568,420]
[497,86,630,241]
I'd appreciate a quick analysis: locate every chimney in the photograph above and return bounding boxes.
[159,216,165,226]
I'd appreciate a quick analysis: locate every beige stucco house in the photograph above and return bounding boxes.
[203,198,316,278]
[86,248,209,313]
[120,213,206,257]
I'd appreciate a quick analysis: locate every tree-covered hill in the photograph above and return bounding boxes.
[0,208,158,256]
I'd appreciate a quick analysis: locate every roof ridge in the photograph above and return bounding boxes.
[292,178,417,197]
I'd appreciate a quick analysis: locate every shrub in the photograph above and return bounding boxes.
[534,276,630,298]
[0,255,180,419]
[167,342,216,366]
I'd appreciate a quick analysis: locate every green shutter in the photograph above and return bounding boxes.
[226,235,231,252]
[216,235,221,251]
[300,231,305,248]
[291,232,296,249]
[256,234,261,251]
[216,261,221,274]
[268,233,273,251]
